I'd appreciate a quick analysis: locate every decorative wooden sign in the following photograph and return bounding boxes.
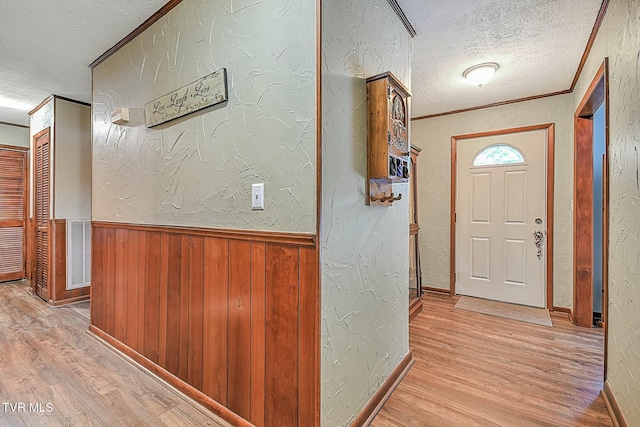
[145,68,228,127]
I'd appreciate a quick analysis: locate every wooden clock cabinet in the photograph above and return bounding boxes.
[366,72,411,206]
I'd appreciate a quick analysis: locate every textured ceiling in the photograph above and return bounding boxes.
[0,0,167,126]
[0,0,604,126]
[399,0,604,118]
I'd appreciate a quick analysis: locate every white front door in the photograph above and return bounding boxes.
[456,129,547,308]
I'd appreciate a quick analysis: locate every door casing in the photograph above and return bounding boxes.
[456,132,546,307]
[450,124,555,310]
[573,58,609,374]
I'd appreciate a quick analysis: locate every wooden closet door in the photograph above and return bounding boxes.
[0,147,27,282]
[34,131,50,300]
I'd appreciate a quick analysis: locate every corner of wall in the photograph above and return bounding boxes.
[320,0,412,425]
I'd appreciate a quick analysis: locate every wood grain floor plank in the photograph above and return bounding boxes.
[49,381,110,427]
[160,403,234,427]
[0,280,228,427]
[371,293,614,427]
[0,333,25,382]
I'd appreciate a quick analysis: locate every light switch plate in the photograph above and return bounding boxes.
[252,183,264,210]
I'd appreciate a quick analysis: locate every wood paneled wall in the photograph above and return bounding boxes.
[90,222,319,427]
[50,219,90,305]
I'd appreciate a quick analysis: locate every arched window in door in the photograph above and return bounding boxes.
[472,144,525,167]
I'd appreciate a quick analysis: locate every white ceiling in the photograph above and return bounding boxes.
[0,0,604,126]
[0,0,167,126]
[399,0,604,118]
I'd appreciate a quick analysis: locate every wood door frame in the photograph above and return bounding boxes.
[32,127,51,299]
[573,59,609,344]
[450,124,556,310]
[0,145,29,282]
[410,145,422,295]
[409,145,424,320]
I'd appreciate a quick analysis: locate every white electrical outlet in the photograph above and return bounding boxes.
[252,183,264,210]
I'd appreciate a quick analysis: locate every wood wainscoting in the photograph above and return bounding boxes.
[89,221,320,427]
[50,219,91,306]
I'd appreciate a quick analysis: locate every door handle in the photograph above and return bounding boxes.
[534,230,544,259]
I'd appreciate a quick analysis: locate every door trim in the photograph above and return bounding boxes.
[0,144,29,152]
[573,60,609,347]
[450,123,555,309]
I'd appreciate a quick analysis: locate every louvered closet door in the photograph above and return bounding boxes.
[0,148,27,282]
[35,132,50,300]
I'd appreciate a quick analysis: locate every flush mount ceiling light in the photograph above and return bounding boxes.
[463,62,499,86]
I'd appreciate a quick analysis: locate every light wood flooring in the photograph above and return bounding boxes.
[0,280,230,427]
[0,280,614,426]
[372,292,613,427]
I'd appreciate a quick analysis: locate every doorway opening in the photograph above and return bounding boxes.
[592,103,605,327]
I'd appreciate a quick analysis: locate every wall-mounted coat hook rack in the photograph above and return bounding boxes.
[373,192,402,202]
[368,181,403,207]
[370,192,388,203]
